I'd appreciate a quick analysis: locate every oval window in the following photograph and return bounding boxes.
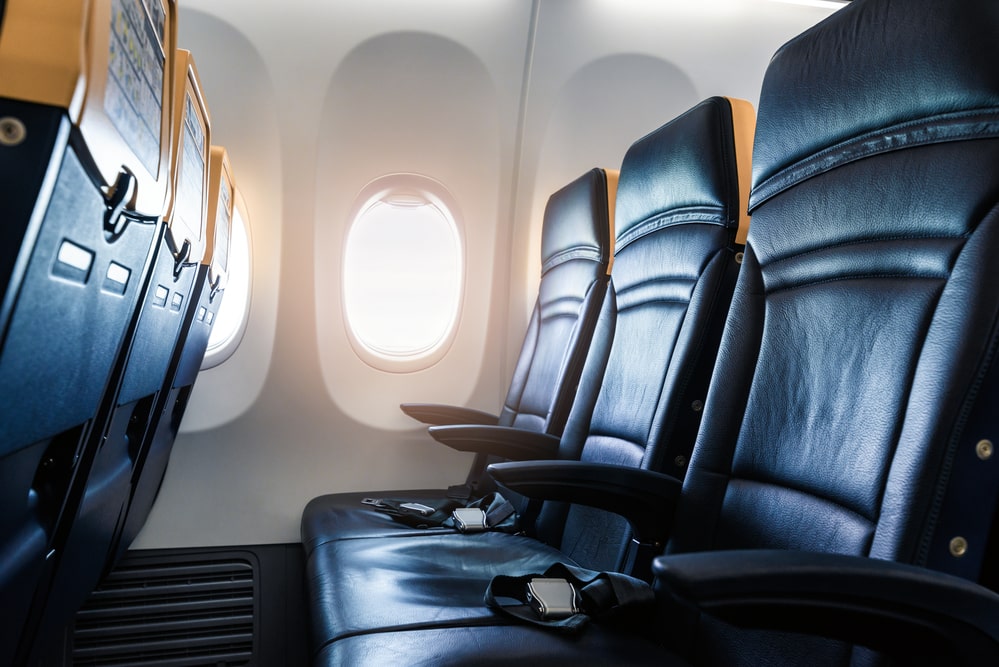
[203,190,252,368]
[343,174,464,371]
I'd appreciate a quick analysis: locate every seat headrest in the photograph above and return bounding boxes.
[615,96,754,253]
[751,0,999,209]
[540,168,615,275]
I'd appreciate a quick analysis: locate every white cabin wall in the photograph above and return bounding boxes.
[135,0,533,548]
[134,0,841,549]
[174,9,282,433]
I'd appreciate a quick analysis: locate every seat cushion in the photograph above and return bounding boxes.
[315,625,682,667]
[306,530,570,653]
[301,490,461,558]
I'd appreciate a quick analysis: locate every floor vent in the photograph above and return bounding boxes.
[71,552,258,666]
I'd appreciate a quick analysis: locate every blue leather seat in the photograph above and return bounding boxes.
[302,95,753,660]
[310,0,999,664]
[300,168,616,552]
[402,168,616,436]
[113,146,237,563]
[0,2,176,663]
[19,49,212,662]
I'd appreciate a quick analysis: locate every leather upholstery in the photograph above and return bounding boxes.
[300,169,614,553]
[504,169,614,433]
[752,0,999,201]
[537,97,747,569]
[657,0,999,662]
[316,626,676,667]
[673,0,999,568]
[302,96,750,660]
[306,1,999,664]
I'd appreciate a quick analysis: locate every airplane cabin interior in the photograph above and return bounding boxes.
[1,0,999,665]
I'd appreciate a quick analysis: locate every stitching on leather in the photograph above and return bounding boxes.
[615,275,696,296]
[615,205,727,254]
[616,298,690,313]
[614,275,695,311]
[542,246,604,273]
[727,476,878,526]
[583,430,649,458]
[750,108,999,210]
[764,271,946,296]
[539,313,584,325]
[761,232,968,269]
[538,294,584,319]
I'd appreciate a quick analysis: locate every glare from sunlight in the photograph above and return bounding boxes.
[205,202,251,362]
[343,195,462,363]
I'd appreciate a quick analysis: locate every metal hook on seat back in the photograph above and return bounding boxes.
[171,239,192,280]
[208,274,222,302]
[104,170,136,239]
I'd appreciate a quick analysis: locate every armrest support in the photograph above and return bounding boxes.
[400,403,499,426]
[487,461,681,546]
[654,549,999,665]
[428,425,560,461]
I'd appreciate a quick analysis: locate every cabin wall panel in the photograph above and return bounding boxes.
[174,9,282,432]
[314,31,503,430]
[136,1,531,548]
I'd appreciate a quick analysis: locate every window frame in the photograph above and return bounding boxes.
[201,188,253,369]
[341,173,466,373]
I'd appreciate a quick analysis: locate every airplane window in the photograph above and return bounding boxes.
[343,175,463,371]
[203,198,252,367]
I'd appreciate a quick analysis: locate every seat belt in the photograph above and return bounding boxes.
[362,492,518,532]
[485,562,654,634]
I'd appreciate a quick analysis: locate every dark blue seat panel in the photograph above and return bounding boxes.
[0,114,159,666]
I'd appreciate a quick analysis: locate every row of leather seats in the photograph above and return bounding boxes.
[300,0,999,664]
[0,1,243,662]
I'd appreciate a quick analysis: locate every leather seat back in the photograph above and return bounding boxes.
[544,96,753,571]
[501,168,615,435]
[114,146,236,561]
[670,0,999,662]
[0,2,176,663]
[23,47,212,661]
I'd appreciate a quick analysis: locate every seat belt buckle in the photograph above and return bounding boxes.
[399,502,435,516]
[452,507,488,533]
[526,578,580,620]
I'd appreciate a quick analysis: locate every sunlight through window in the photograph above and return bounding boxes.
[343,176,463,369]
[204,194,252,366]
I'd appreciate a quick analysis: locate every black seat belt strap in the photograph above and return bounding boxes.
[484,562,654,634]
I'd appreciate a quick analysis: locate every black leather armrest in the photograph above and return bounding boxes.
[654,549,999,665]
[400,403,500,426]
[428,425,560,461]
[487,461,681,546]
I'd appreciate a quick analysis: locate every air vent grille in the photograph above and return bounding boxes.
[72,555,257,666]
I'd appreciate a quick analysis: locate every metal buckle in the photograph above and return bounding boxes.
[452,507,488,533]
[399,502,435,516]
[526,578,580,620]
